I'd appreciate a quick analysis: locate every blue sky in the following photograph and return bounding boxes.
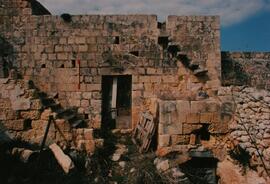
[40,0,270,52]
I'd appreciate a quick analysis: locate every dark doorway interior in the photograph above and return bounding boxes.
[180,157,218,184]
[101,75,132,130]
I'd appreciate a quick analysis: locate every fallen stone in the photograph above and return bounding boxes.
[49,143,75,174]
[170,167,185,179]
[111,153,121,161]
[119,161,126,168]
[156,159,170,172]
[11,148,38,163]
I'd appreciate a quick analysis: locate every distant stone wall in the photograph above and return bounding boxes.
[222,52,270,90]
[0,0,221,129]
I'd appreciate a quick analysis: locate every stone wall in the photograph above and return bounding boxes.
[222,52,270,90]
[0,0,221,130]
[157,89,234,159]
[228,86,270,177]
[0,78,97,153]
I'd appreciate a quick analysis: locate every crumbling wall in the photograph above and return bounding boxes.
[222,52,270,90]
[157,91,234,159]
[0,0,221,130]
[0,78,97,153]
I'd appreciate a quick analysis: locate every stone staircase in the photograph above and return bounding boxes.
[37,91,85,128]
[1,78,100,153]
[177,53,208,76]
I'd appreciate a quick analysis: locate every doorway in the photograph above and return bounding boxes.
[101,75,132,130]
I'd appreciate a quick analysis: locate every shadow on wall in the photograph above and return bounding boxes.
[0,36,16,78]
[221,53,250,87]
[28,0,51,15]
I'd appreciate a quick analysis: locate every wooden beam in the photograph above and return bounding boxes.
[111,77,118,109]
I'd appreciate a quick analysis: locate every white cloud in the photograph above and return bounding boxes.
[39,0,270,26]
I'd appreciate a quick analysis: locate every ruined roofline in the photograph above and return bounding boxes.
[30,13,219,21]
[222,51,270,59]
[222,51,270,54]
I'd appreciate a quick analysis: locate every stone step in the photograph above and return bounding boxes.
[188,62,200,70]
[70,119,84,128]
[63,113,76,121]
[193,68,208,76]
[46,103,61,111]
[55,109,74,118]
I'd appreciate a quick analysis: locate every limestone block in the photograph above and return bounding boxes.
[200,113,213,123]
[186,113,200,124]
[171,135,189,145]
[81,100,89,107]
[206,100,220,112]
[11,98,31,111]
[82,92,92,99]
[183,124,202,134]
[166,123,183,135]
[159,134,170,147]
[83,128,93,140]
[150,76,161,83]
[86,84,101,91]
[31,120,47,130]
[57,53,68,60]
[158,124,166,135]
[0,110,6,120]
[147,68,156,74]
[162,75,176,83]
[189,134,196,145]
[78,45,88,52]
[49,143,75,174]
[75,37,86,44]
[212,112,221,123]
[190,101,207,113]
[20,110,41,120]
[40,109,52,120]
[176,100,190,114]
[6,119,25,131]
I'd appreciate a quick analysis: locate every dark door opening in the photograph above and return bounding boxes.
[101,75,132,130]
[180,157,218,184]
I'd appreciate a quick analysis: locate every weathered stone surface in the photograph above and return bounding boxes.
[49,143,75,174]
[11,98,31,111]
[159,134,170,147]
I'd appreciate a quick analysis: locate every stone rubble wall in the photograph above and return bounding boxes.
[0,0,221,129]
[227,86,270,177]
[222,52,270,90]
[0,78,97,153]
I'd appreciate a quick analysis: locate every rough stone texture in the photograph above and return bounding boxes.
[222,52,270,90]
[217,159,267,184]
[158,92,234,150]
[0,78,96,153]
[228,86,270,177]
[0,0,221,129]
[1,1,270,180]
[49,143,75,174]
